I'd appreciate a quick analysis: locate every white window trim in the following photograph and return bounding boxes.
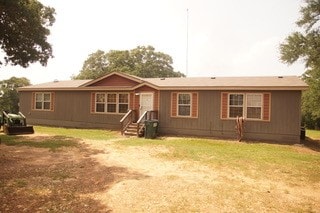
[177,92,192,117]
[95,92,129,114]
[228,93,244,118]
[34,92,52,111]
[246,93,263,120]
[227,93,263,120]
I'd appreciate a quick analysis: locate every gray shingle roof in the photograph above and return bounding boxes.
[18,73,308,91]
[144,76,307,89]
[19,80,91,89]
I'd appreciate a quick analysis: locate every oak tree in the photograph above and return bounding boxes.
[280,0,320,128]
[0,0,55,67]
[0,77,30,113]
[73,46,185,79]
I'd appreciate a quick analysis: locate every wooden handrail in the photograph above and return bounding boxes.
[137,111,148,124]
[136,110,159,136]
[120,109,133,123]
[137,111,148,136]
[120,110,135,135]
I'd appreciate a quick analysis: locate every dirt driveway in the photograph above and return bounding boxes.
[1,134,319,212]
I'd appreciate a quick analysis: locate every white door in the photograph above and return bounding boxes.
[140,93,154,117]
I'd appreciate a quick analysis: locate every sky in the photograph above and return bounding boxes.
[0,0,306,85]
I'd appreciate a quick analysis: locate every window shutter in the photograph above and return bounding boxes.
[263,93,271,121]
[50,92,55,111]
[171,92,177,117]
[91,92,96,113]
[191,92,198,118]
[221,92,228,119]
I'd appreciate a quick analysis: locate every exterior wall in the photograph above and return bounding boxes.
[158,90,302,143]
[19,91,124,129]
[19,88,303,143]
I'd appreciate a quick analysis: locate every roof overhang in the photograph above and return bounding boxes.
[156,86,309,91]
[18,85,308,92]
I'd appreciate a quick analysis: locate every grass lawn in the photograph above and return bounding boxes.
[307,129,320,139]
[3,126,319,183]
[4,125,319,185]
[1,126,319,212]
[34,126,118,140]
[116,137,320,184]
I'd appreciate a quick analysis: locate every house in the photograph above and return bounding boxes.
[18,72,308,143]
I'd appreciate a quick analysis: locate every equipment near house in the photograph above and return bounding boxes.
[144,120,159,139]
[1,111,34,135]
[235,116,245,142]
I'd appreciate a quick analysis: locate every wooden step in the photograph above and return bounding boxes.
[123,123,145,137]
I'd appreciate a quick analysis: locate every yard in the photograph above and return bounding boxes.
[0,126,319,212]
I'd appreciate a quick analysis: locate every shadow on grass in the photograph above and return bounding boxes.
[0,134,149,212]
[1,135,80,151]
[301,137,320,152]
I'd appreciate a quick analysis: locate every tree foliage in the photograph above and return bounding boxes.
[280,0,320,128]
[0,0,55,67]
[73,46,185,79]
[0,77,30,113]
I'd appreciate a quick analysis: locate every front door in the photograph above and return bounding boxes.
[139,93,154,117]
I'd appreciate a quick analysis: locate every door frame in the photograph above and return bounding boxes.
[139,92,154,117]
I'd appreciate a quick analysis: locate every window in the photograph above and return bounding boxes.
[118,94,129,113]
[229,94,244,118]
[227,93,263,120]
[35,92,52,110]
[178,93,191,116]
[171,92,198,118]
[96,93,105,112]
[107,94,116,113]
[246,94,262,119]
[95,93,129,113]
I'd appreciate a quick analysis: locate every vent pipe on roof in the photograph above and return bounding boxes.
[211,77,216,79]
[53,79,59,83]
[278,76,283,79]
[160,78,165,80]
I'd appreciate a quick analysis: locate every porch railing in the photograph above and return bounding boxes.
[137,110,158,136]
[120,109,136,135]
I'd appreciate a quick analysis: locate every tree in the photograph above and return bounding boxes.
[73,45,185,79]
[0,0,55,67]
[0,77,30,113]
[280,0,320,129]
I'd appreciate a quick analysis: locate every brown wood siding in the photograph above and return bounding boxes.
[20,91,124,129]
[129,92,134,109]
[158,90,302,143]
[221,92,228,119]
[18,89,302,143]
[171,92,177,117]
[191,92,198,118]
[31,92,35,110]
[91,92,96,113]
[89,74,139,87]
[263,93,271,121]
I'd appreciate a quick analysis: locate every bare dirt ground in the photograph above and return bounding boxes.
[1,134,319,212]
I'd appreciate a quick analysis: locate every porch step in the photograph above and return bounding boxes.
[124,123,144,137]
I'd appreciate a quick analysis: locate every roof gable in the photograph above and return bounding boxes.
[81,72,143,87]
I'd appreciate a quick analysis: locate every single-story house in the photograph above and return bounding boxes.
[18,72,308,143]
